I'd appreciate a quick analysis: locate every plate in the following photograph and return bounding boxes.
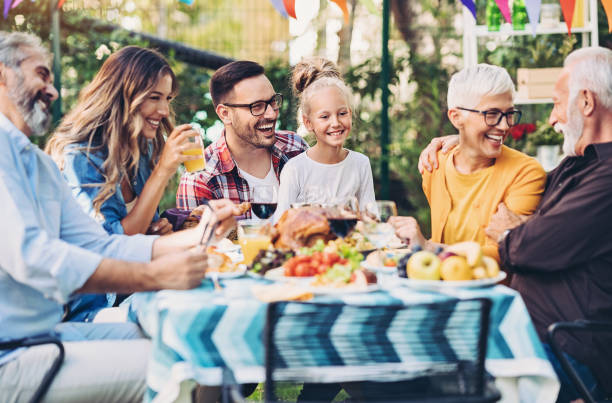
[263,267,315,284]
[360,261,397,275]
[208,264,247,279]
[398,272,507,290]
[307,284,380,295]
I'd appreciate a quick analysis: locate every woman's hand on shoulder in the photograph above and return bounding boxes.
[157,124,201,177]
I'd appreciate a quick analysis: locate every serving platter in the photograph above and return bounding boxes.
[306,283,380,295]
[263,267,315,284]
[360,261,397,275]
[398,271,507,291]
[208,264,247,279]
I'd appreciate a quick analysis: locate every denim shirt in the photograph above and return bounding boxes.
[0,113,156,364]
[62,141,160,235]
[61,141,160,321]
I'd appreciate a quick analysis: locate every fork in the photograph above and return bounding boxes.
[209,271,223,292]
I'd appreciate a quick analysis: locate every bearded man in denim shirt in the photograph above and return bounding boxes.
[0,31,238,403]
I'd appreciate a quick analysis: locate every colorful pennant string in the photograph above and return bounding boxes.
[559,0,576,34]
[525,0,541,36]
[269,0,288,17]
[461,0,477,20]
[330,0,350,23]
[602,0,612,31]
[495,0,513,23]
[282,0,296,19]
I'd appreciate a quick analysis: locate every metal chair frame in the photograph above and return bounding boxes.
[264,298,498,403]
[547,320,612,403]
[0,333,65,403]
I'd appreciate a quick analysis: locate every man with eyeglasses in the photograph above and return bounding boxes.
[176,61,308,217]
[390,63,546,264]
[419,48,612,401]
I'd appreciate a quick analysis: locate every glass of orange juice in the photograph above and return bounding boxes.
[182,125,205,173]
[238,221,271,266]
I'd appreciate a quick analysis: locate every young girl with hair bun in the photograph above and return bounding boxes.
[275,57,375,217]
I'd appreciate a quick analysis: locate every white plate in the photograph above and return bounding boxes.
[263,267,315,284]
[208,264,247,279]
[307,284,380,295]
[398,271,507,290]
[361,261,397,275]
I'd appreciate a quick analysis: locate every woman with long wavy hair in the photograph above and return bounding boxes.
[46,46,201,321]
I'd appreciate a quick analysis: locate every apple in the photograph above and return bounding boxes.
[440,256,472,281]
[472,266,488,280]
[437,251,458,261]
[407,251,442,280]
[446,242,483,267]
[482,256,500,278]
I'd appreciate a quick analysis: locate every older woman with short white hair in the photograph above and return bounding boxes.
[391,64,546,262]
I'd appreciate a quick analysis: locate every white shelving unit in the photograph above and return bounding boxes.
[462,0,599,104]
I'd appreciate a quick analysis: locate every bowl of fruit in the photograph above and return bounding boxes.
[396,242,506,290]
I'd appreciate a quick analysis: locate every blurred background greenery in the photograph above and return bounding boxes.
[1,0,610,236]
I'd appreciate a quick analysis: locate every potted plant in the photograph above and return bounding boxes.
[506,123,537,152]
[527,121,564,171]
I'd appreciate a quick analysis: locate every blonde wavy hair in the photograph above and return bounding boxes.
[291,57,352,137]
[46,46,177,214]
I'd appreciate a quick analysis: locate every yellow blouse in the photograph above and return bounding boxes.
[422,145,546,262]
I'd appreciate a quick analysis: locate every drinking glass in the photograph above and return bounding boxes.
[362,200,398,253]
[327,196,359,239]
[182,125,205,173]
[238,221,272,266]
[250,185,278,220]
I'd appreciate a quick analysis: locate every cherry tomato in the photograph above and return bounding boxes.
[317,264,329,274]
[295,263,310,277]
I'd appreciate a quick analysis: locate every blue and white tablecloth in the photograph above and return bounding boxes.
[128,277,559,403]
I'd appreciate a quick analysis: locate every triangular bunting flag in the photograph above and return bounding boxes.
[461,0,477,20]
[559,0,575,34]
[282,0,296,19]
[525,0,541,36]
[11,0,24,9]
[178,0,195,5]
[269,0,288,18]
[602,0,612,32]
[57,0,66,9]
[495,0,512,24]
[3,0,10,18]
[330,0,350,23]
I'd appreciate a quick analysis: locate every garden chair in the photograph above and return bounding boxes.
[547,320,612,403]
[0,332,65,403]
[263,298,500,403]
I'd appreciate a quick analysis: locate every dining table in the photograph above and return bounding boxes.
[126,273,560,403]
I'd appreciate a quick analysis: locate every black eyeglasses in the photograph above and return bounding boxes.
[223,93,283,117]
[457,107,522,127]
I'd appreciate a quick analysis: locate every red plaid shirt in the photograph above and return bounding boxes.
[176,130,308,217]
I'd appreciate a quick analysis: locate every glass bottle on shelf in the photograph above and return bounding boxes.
[512,0,528,30]
[486,0,503,31]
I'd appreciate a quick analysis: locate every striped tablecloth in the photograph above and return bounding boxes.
[127,276,559,403]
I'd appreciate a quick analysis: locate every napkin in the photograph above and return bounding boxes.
[251,284,313,302]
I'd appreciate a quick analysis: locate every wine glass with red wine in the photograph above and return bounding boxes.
[327,196,359,239]
[250,185,278,220]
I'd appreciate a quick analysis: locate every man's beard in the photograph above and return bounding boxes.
[232,115,276,149]
[9,72,52,137]
[555,95,584,157]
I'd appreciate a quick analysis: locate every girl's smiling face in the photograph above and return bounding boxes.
[303,86,352,148]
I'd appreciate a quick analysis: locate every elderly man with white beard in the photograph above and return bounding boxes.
[419,47,612,402]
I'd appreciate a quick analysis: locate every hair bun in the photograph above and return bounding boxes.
[291,57,341,96]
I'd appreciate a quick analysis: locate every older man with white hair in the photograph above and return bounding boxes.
[421,47,612,402]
